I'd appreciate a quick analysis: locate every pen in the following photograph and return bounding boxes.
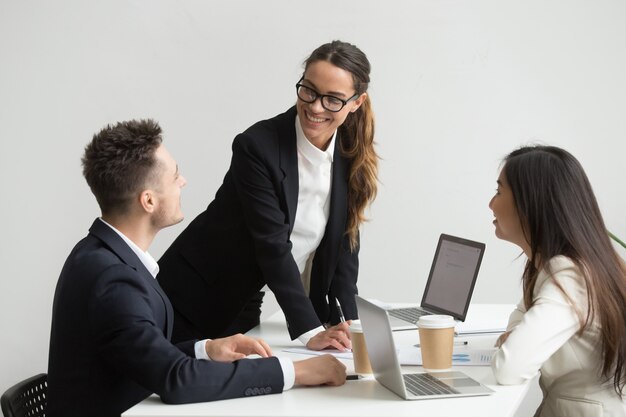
[346,374,362,380]
[334,298,353,352]
[335,298,346,323]
[414,340,469,348]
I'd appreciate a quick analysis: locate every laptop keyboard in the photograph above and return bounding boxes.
[388,307,429,324]
[403,373,460,396]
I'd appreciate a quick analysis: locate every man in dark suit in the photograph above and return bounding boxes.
[46,119,346,417]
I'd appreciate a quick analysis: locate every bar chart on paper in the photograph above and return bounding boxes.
[398,346,496,366]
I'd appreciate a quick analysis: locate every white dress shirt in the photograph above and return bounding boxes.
[291,117,336,345]
[99,218,295,389]
[291,116,335,291]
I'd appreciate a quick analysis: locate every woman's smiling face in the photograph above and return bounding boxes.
[296,60,366,150]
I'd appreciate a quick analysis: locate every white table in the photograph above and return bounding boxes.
[124,304,537,417]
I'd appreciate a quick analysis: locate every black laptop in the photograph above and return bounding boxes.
[386,233,485,331]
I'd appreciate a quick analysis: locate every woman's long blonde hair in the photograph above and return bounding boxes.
[304,40,379,251]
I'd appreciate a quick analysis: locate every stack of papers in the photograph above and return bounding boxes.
[455,304,512,335]
[282,347,353,360]
[282,346,496,366]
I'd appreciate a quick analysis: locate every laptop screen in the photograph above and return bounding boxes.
[420,234,485,321]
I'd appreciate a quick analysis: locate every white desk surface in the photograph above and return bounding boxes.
[124,304,533,417]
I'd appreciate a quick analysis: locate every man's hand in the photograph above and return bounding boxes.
[205,334,273,362]
[293,355,347,386]
[306,321,352,351]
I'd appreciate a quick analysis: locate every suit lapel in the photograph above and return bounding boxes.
[328,133,349,236]
[88,219,175,339]
[278,107,299,234]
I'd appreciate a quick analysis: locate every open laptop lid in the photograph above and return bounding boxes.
[356,296,410,398]
[357,295,494,400]
[420,234,485,321]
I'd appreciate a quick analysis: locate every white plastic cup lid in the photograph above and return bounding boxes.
[417,315,455,329]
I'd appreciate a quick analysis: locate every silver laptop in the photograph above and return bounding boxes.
[356,296,494,400]
[387,234,485,331]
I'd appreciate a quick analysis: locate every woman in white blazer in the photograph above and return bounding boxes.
[488,145,626,417]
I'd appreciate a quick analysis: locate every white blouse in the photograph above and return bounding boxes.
[290,116,335,295]
[492,256,625,417]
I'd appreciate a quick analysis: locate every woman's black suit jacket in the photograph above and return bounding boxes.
[157,106,359,340]
[47,219,283,417]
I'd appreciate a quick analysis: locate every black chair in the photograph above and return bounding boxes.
[1,374,47,417]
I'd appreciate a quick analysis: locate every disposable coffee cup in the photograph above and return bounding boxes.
[417,315,456,372]
[349,321,372,374]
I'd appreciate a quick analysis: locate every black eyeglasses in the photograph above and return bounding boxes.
[295,78,359,112]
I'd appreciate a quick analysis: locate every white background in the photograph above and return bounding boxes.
[1,0,625,400]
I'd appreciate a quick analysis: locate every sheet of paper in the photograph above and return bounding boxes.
[282,347,353,360]
[455,304,512,334]
[398,345,496,366]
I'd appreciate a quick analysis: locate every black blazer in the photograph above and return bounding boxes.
[158,106,359,340]
[47,219,283,417]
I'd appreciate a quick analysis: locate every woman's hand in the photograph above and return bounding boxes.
[306,321,352,351]
[495,331,512,348]
[205,333,273,362]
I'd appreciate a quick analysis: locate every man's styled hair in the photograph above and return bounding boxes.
[82,119,163,215]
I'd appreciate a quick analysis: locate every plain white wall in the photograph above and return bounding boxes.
[1,0,625,398]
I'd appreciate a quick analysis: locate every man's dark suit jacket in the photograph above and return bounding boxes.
[158,106,359,341]
[47,219,283,417]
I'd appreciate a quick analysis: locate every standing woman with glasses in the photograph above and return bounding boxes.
[158,40,378,351]
[489,145,626,416]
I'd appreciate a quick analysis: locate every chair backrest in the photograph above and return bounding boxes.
[1,374,47,417]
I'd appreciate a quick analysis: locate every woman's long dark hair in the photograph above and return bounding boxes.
[304,40,379,251]
[503,145,626,395]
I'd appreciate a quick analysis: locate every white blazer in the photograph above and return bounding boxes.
[492,256,626,417]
